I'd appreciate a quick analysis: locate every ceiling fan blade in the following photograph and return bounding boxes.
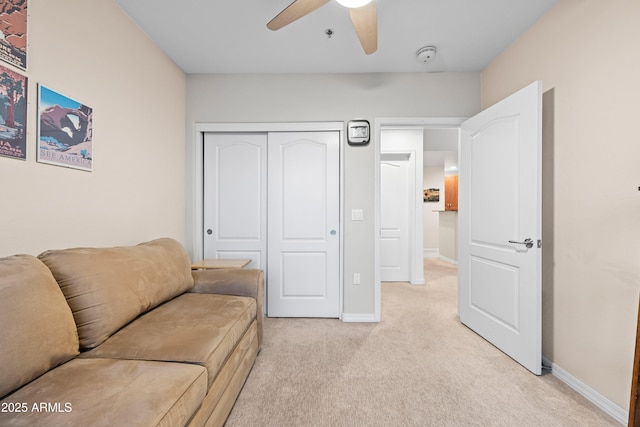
[267,0,331,31]
[349,1,377,54]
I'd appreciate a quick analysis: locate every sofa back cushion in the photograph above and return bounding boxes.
[0,255,80,399]
[38,238,194,350]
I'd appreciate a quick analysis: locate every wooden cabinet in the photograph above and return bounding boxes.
[444,175,458,211]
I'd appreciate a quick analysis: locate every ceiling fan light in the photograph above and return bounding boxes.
[335,0,372,8]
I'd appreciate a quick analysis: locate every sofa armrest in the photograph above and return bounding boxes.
[190,268,263,348]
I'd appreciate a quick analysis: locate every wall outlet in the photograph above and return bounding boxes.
[353,273,361,285]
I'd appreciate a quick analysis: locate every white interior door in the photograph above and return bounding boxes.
[203,133,267,270]
[458,81,542,375]
[380,155,410,281]
[267,131,340,317]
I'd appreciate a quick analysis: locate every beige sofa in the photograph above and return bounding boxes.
[0,238,263,427]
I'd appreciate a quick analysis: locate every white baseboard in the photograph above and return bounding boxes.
[341,313,377,323]
[542,357,627,425]
[437,254,458,265]
[423,248,438,258]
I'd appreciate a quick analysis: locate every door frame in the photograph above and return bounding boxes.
[190,122,344,316]
[374,118,465,321]
[379,128,423,285]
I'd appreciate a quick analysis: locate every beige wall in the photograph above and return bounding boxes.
[186,72,480,315]
[423,166,444,251]
[0,0,186,257]
[482,0,640,409]
[438,211,457,262]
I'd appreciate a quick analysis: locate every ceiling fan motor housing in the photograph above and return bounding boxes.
[417,46,437,63]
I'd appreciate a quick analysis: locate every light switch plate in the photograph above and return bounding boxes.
[351,209,363,221]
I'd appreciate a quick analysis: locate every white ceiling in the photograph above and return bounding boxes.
[114,0,558,74]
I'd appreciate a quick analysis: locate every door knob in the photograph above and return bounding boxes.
[508,238,533,249]
[330,230,336,236]
[206,229,213,235]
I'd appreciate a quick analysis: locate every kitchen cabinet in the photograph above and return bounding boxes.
[444,175,458,211]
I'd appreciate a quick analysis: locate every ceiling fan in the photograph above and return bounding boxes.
[267,0,378,55]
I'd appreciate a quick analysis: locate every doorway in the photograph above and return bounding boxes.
[423,129,460,264]
[374,82,543,375]
[380,153,411,281]
[374,118,465,321]
[379,127,425,286]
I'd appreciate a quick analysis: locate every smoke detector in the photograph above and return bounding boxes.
[416,46,437,64]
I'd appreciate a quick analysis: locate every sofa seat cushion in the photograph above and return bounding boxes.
[0,255,79,399]
[38,238,194,350]
[81,293,257,388]
[0,358,207,427]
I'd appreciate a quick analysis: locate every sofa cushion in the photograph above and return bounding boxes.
[81,293,257,388]
[0,358,207,427]
[38,238,194,349]
[0,255,79,399]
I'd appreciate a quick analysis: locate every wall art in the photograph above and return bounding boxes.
[423,188,439,202]
[37,84,93,171]
[0,63,26,160]
[0,0,27,70]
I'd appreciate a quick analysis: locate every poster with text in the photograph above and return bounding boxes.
[37,85,93,171]
[0,64,27,160]
[0,0,27,70]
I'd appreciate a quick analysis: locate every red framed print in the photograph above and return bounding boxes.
[0,0,27,70]
[37,84,93,171]
[0,64,26,160]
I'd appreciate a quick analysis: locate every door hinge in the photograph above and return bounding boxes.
[538,240,542,248]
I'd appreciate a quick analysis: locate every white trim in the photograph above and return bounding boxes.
[191,130,204,262]
[339,128,345,322]
[373,122,381,322]
[341,313,377,323]
[542,357,627,425]
[438,254,458,265]
[424,248,439,258]
[374,118,465,323]
[195,122,343,133]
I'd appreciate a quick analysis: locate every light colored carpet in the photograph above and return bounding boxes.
[225,258,618,426]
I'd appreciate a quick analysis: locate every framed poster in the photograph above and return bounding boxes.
[423,188,439,202]
[0,64,26,160]
[0,0,27,70]
[37,84,93,171]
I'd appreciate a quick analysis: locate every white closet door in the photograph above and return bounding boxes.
[267,131,340,317]
[203,133,267,270]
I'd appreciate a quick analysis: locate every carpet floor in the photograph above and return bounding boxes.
[225,258,619,426]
